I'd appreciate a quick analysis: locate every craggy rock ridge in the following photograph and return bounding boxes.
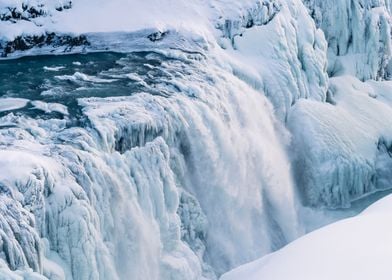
[0,0,81,57]
[0,0,72,22]
[1,33,88,57]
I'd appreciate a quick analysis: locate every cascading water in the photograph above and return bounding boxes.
[0,43,301,279]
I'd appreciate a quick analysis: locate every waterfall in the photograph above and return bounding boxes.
[0,46,300,279]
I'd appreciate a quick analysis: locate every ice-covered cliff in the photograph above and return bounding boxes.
[0,0,391,279]
[303,0,392,80]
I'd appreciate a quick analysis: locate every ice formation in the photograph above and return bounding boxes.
[303,0,392,80]
[219,0,328,119]
[288,76,392,208]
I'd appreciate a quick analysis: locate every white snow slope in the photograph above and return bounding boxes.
[221,193,392,280]
[0,0,391,279]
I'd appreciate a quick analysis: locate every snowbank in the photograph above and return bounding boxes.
[221,193,392,280]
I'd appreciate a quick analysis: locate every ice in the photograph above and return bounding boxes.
[0,98,29,112]
[43,66,65,72]
[288,75,392,208]
[0,258,47,280]
[303,0,392,80]
[30,101,69,115]
[55,72,118,84]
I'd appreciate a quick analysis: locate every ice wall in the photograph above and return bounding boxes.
[303,0,392,80]
[288,76,392,208]
[217,0,328,119]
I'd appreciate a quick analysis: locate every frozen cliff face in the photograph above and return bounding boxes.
[288,76,392,208]
[217,0,329,119]
[303,0,392,80]
[280,0,392,209]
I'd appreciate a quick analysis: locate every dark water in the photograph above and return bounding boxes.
[0,52,177,122]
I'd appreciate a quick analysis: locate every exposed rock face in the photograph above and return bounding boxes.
[0,1,72,22]
[0,1,87,57]
[0,33,89,57]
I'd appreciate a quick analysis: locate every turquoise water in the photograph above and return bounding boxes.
[0,52,175,122]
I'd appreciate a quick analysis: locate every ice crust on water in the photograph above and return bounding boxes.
[30,101,69,115]
[0,98,29,112]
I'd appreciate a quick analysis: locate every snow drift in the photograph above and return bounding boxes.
[221,193,392,280]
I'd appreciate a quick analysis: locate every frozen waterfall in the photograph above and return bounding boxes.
[0,47,300,279]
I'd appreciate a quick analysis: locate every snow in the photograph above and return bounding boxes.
[221,193,392,280]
